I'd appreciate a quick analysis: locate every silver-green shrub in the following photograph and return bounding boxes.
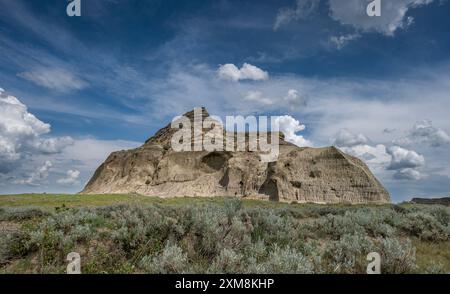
[258,245,315,274]
[139,242,188,274]
[378,237,417,274]
[323,233,375,274]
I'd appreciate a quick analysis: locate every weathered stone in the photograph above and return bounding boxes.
[81,108,390,204]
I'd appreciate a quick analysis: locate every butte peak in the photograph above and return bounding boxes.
[83,108,390,204]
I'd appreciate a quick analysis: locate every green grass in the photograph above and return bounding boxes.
[414,239,450,272]
[0,193,314,209]
[0,194,161,208]
[0,194,235,210]
[0,193,398,210]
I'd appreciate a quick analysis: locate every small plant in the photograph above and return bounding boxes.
[378,238,417,274]
[0,231,30,265]
[208,248,244,273]
[139,242,188,274]
[259,245,314,274]
[399,211,449,241]
[323,233,375,274]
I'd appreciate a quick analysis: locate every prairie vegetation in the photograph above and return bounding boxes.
[0,194,449,274]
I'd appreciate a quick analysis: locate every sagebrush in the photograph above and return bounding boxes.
[0,200,449,273]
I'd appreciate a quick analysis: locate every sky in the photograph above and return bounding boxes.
[0,0,450,202]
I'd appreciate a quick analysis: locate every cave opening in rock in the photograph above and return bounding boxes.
[201,152,229,171]
[259,179,279,201]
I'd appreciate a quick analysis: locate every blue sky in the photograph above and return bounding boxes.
[1,0,450,202]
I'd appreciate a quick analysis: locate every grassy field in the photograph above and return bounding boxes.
[1,194,449,274]
[0,194,292,209]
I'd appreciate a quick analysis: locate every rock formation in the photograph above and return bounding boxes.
[81,108,390,204]
[411,197,450,206]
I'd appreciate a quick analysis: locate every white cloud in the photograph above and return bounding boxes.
[333,130,425,181]
[243,90,274,105]
[274,0,320,30]
[394,120,450,147]
[328,0,436,36]
[14,161,52,186]
[217,63,269,82]
[57,169,80,185]
[0,89,73,172]
[339,142,426,181]
[341,143,391,166]
[284,89,307,109]
[333,129,369,147]
[333,129,391,171]
[19,68,88,92]
[32,137,75,154]
[329,33,360,49]
[243,88,307,108]
[274,115,313,147]
[394,168,423,180]
[387,146,425,170]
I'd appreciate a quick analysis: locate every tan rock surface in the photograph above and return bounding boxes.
[81,108,390,204]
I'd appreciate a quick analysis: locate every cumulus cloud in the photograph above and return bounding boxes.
[284,89,307,110]
[274,115,313,147]
[341,143,391,166]
[333,130,425,181]
[333,129,369,147]
[57,169,80,185]
[387,146,425,170]
[18,68,88,92]
[329,33,360,49]
[328,0,436,36]
[14,161,52,186]
[274,0,320,30]
[217,63,269,82]
[334,130,391,169]
[393,168,423,180]
[394,120,450,147]
[32,137,75,154]
[0,88,73,173]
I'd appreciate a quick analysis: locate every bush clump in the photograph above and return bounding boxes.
[0,207,50,221]
[140,242,188,274]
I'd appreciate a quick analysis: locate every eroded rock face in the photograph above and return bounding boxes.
[81,108,390,204]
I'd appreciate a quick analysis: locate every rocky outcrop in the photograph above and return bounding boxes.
[81,108,390,204]
[411,197,450,206]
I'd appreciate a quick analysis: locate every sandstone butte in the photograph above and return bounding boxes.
[81,108,391,204]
